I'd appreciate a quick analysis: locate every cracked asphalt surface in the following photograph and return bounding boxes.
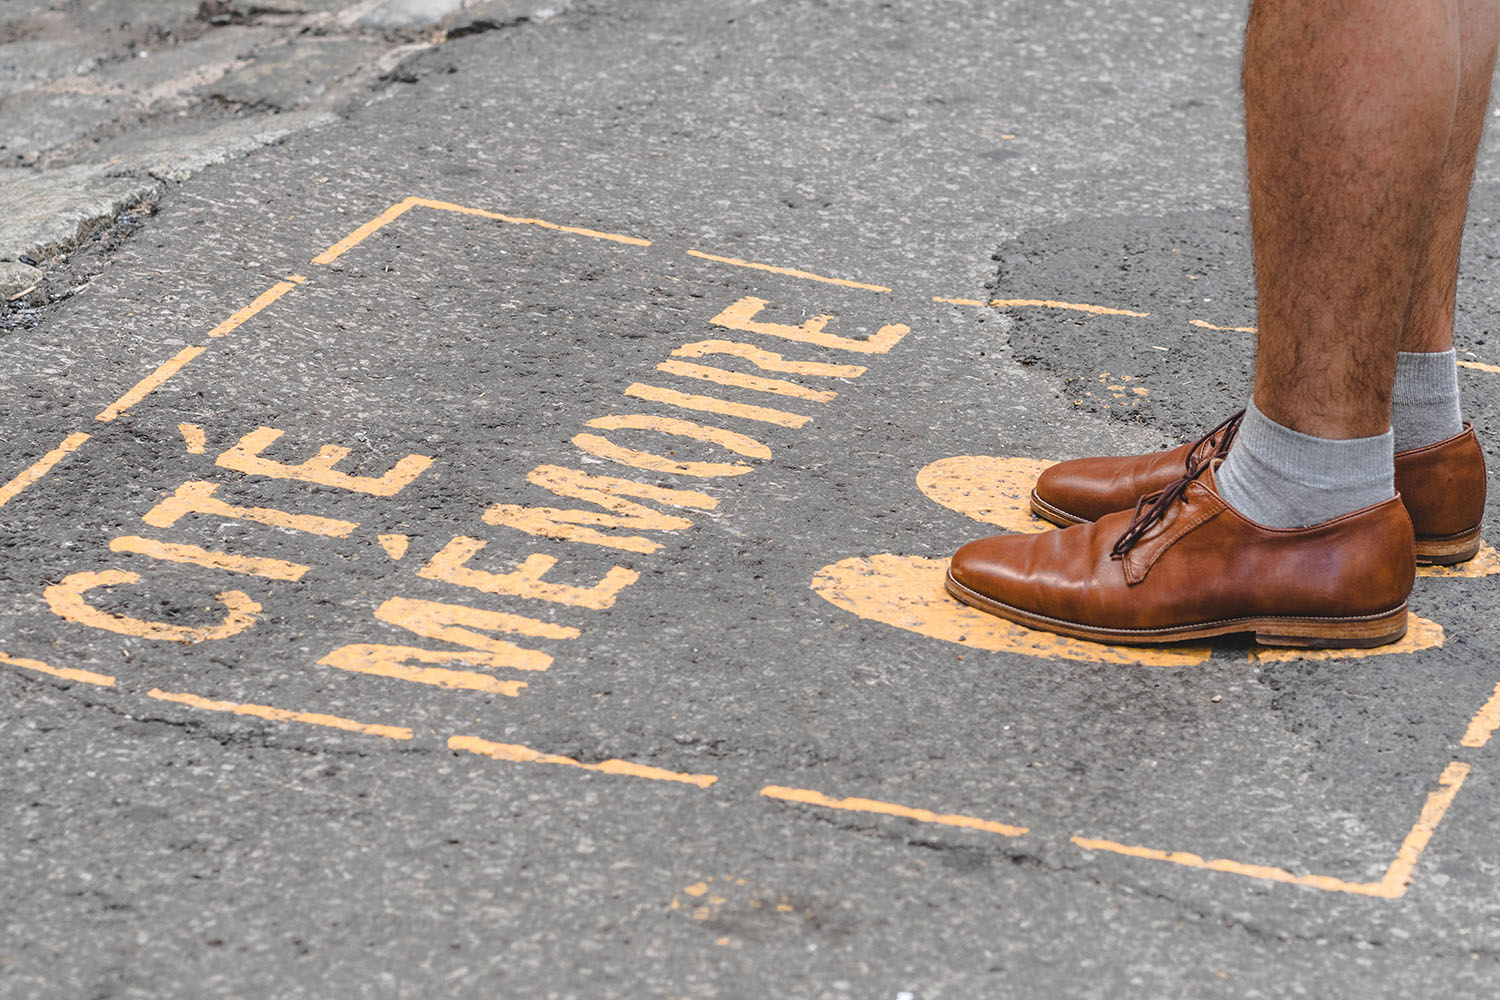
[5,2,1500,997]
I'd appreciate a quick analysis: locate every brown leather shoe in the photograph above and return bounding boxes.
[1030,413,1485,565]
[949,462,1416,648]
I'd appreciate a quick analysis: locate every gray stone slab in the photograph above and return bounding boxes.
[0,90,134,164]
[0,164,158,259]
[449,0,569,31]
[0,0,57,31]
[0,39,100,96]
[358,0,464,29]
[201,37,385,108]
[68,0,204,29]
[62,109,337,181]
[0,260,42,297]
[90,26,283,107]
[200,0,358,20]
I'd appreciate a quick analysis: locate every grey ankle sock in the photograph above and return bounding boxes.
[1392,349,1463,453]
[1216,402,1394,529]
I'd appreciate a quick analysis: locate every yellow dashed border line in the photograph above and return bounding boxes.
[0,432,92,508]
[450,734,718,787]
[5,196,1499,904]
[0,649,115,687]
[147,688,414,741]
[760,784,1027,837]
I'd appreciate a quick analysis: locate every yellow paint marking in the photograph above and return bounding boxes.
[711,296,909,354]
[94,277,303,422]
[46,569,260,642]
[1073,761,1469,898]
[143,481,358,537]
[685,250,890,293]
[110,535,310,582]
[147,689,412,740]
[319,595,571,695]
[0,432,90,508]
[217,426,433,497]
[421,538,638,610]
[312,197,422,263]
[95,345,206,422]
[683,882,710,897]
[378,533,410,560]
[1458,359,1500,375]
[1381,762,1470,896]
[1191,319,1257,333]
[625,382,812,428]
[812,554,1211,667]
[449,734,718,787]
[286,274,307,284]
[671,339,867,378]
[316,196,656,262]
[1069,835,1384,895]
[1248,614,1443,662]
[915,455,1056,533]
[410,197,652,246]
[318,647,529,696]
[1461,681,1500,748]
[377,594,580,642]
[484,464,717,555]
[988,299,1150,318]
[575,413,770,478]
[0,650,115,687]
[206,278,301,338]
[936,296,1152,317]
[656,359,839,402]
[760,785,1028,838]
[178,423,207,454]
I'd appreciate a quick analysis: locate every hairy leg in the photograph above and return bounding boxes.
[1245,0,1461,439]
[1402,0,1500,353]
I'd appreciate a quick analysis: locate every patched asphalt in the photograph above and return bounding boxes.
[5,2,1500,998]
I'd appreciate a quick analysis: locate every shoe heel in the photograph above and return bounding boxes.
[1415,528,1482,566]
[1254,607,1410,649]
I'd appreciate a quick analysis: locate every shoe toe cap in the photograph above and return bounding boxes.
[949,533,1034,601]
[1033,458,1118,522]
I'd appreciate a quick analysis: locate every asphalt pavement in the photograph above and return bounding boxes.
[5,2,1500,998]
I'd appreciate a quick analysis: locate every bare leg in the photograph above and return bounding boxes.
[1245,0,1460,439]
[1402,0,1500,353]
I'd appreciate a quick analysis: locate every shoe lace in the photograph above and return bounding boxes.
[1109,409,1244,559]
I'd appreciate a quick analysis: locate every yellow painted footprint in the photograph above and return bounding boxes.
[812,454,1454,665]
[814,553,1209,667]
